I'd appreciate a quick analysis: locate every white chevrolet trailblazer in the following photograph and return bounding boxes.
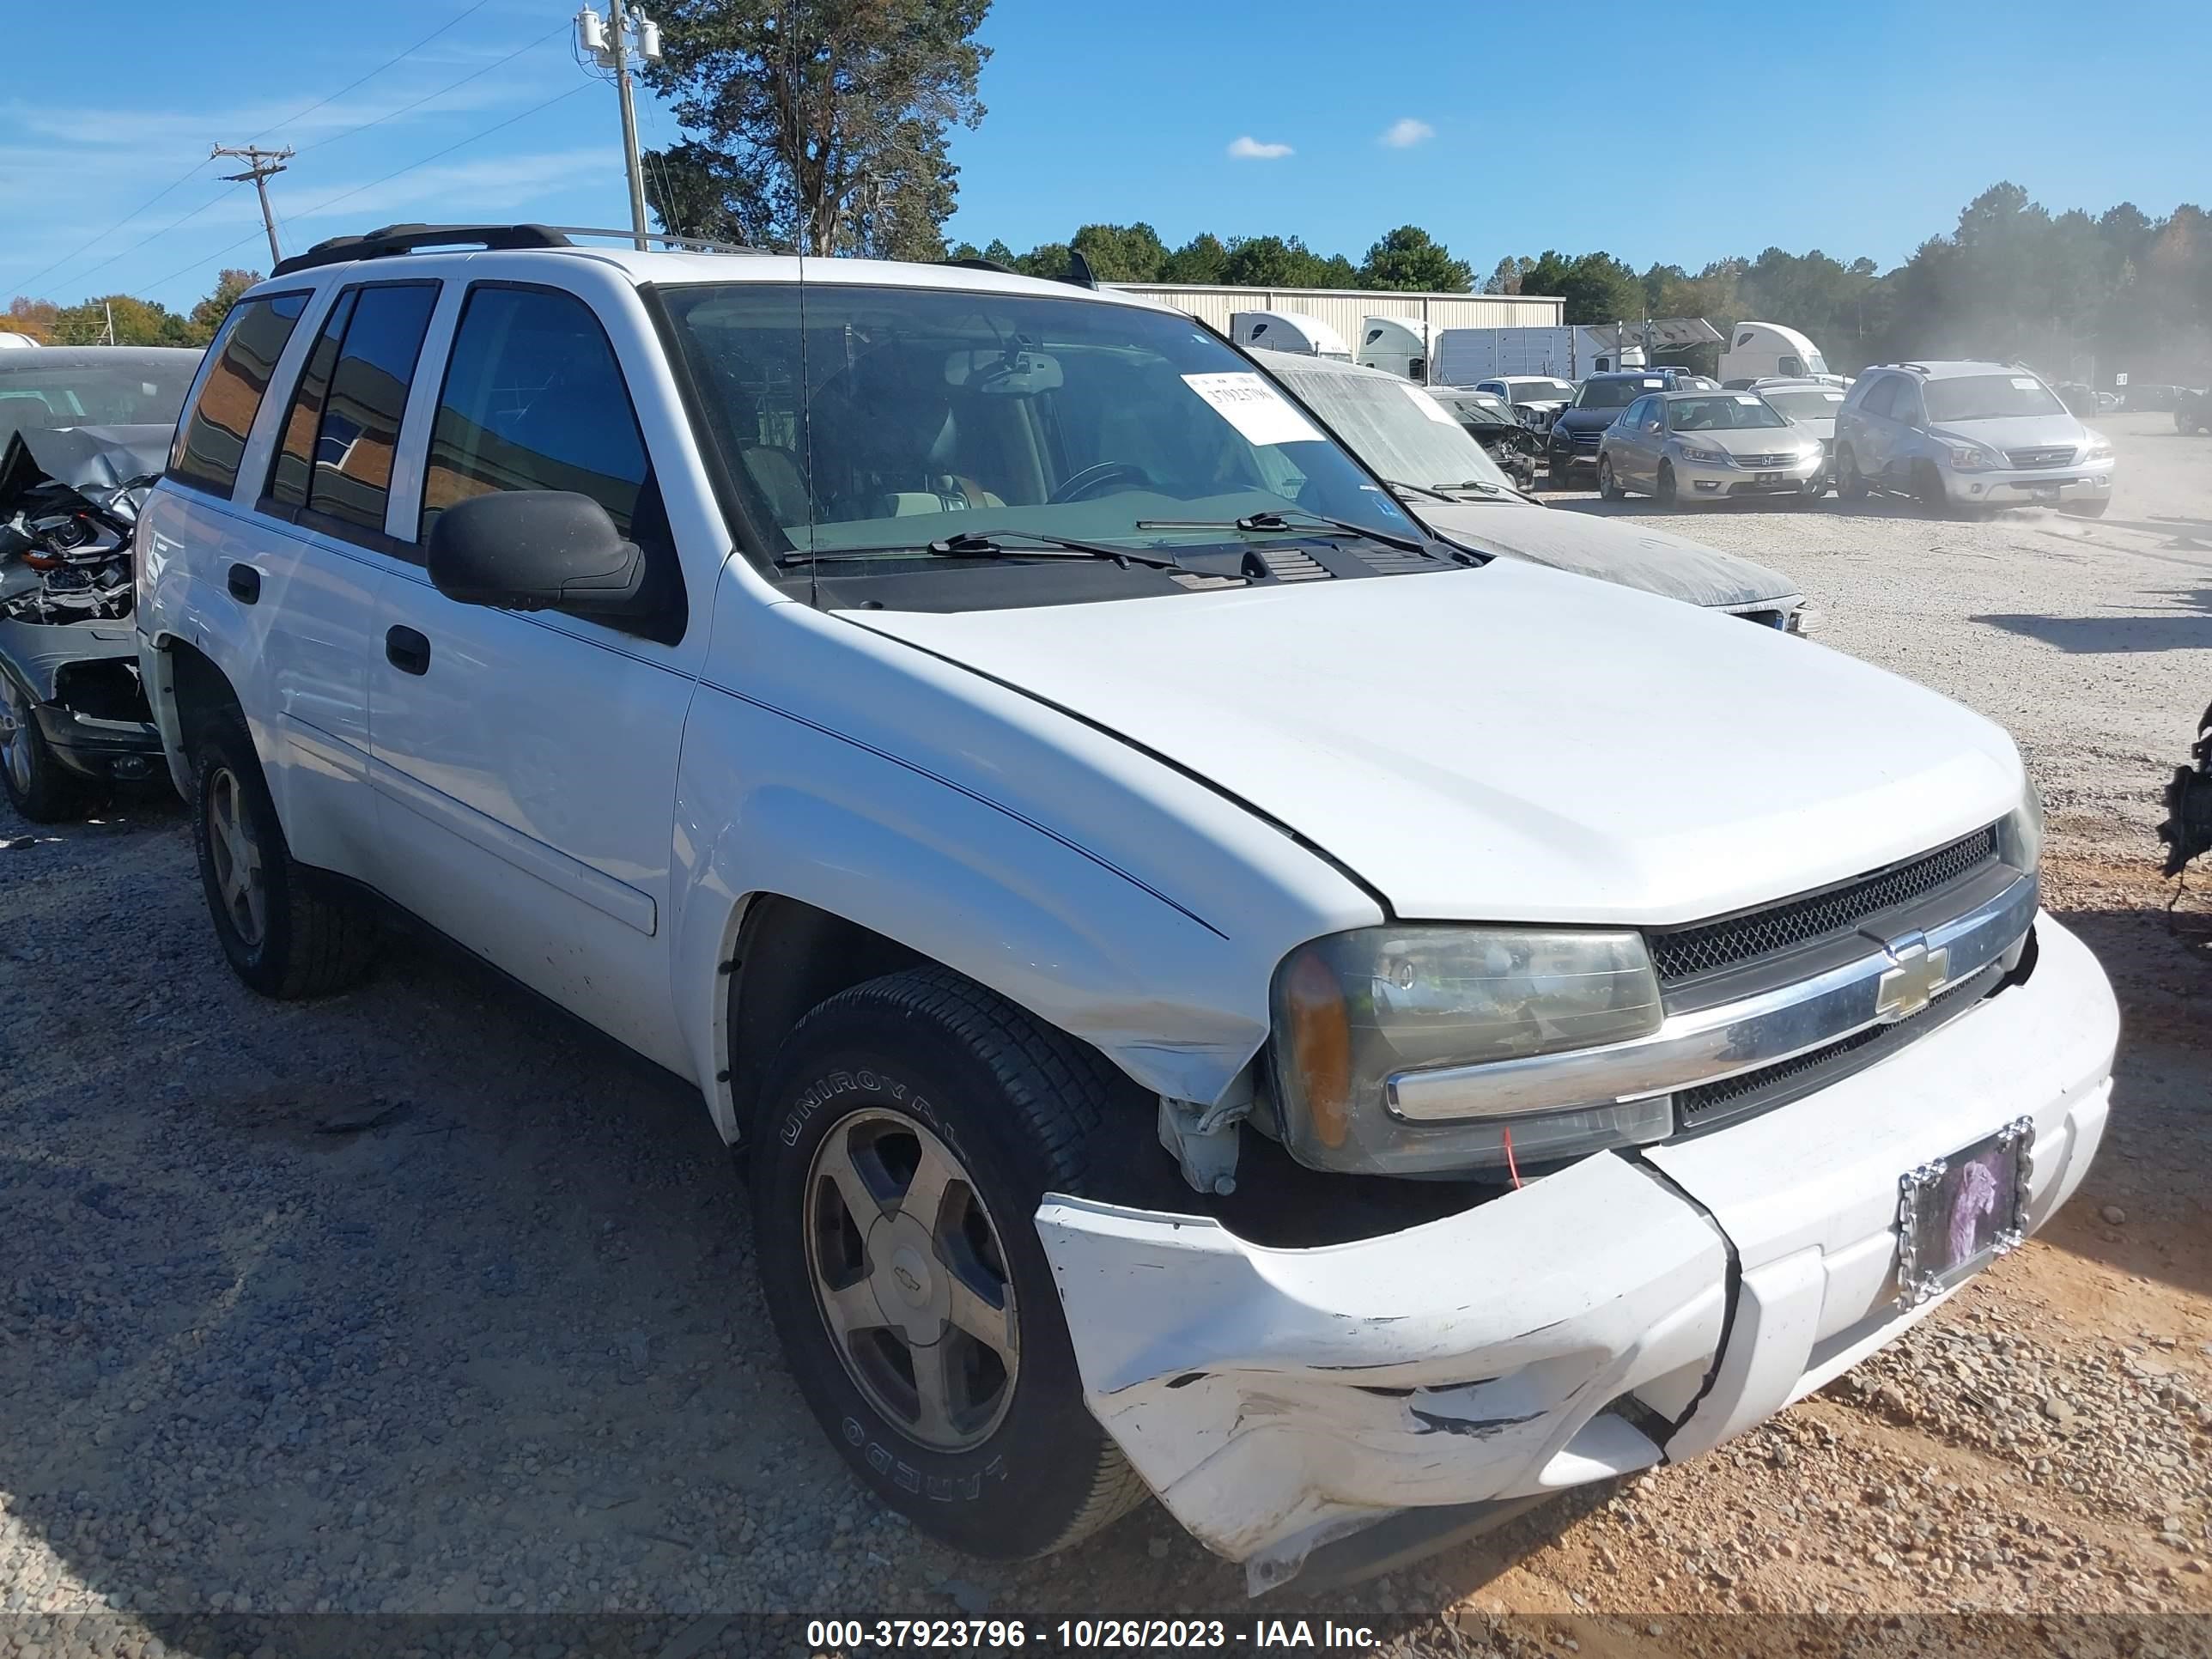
[137,225,2117,1592]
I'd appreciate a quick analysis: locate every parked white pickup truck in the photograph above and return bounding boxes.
[136,226,2116,1593]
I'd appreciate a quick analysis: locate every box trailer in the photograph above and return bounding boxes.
[1431,325,1644,387]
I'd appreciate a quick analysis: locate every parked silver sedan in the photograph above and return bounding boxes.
[1598,389,1826,507]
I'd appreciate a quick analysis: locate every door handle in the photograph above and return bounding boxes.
[227,563,260,604]
[385,626,431,676]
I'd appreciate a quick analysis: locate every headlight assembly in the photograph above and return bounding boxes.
[1948,445,1991,471]
[1676,444,1730,465]
[1270,927,1667,1176]
[2085,439,2114,462]
[1998,777,2045,874]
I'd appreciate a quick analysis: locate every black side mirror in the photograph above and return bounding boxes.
[427,490,654,620]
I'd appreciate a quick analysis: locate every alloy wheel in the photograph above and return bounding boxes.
[804,1108,1019,1452]
[205,765,268,948]
[0,678,30,798]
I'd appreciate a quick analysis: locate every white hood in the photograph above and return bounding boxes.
[843,561,2025,926]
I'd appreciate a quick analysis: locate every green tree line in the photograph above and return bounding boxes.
[4,270,259,349]
[956,184,2211,380]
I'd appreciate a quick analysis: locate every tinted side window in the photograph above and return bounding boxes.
[169,292,309,496]
[305,284,439,538]
[1778,355,1804,377]
[269,290,356,509]
[422,287,650,539]
[1859,375,1899,419]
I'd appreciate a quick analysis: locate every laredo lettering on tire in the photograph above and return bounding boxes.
[751,967,1147,1559]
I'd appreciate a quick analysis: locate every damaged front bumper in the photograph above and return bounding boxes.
[0,616,162,783]
[1036,915,2115,1592]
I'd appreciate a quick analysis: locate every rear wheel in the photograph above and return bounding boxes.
[1597,456,1625,501]
[0,674,82,823]
[191,711,380,998]
[1655,461,1679,508]
[752,969,1146,1560]
[1835,446,1869,502]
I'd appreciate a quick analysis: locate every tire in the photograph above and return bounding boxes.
[2063,497,2112,518]
[1597,457,1625,501]
[1835,446,1869,502]
[1655,461,1679,508]
[751,968,1148,1560]
[1911,459,1951,517]
[0,674,83,823]
[191,710,380,999]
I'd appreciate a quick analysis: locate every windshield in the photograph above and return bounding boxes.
[1923,374,2066,423]
[1431,393,1514,428]
[1576,377,1665,410]
[659,283,1417,557]
[1267,368,1513,492]
[1761,387,1846,421]
[1803,351,1831,374]
[0,356,200,451]
[1667,394,1790,431]
[1507,380,1574,404]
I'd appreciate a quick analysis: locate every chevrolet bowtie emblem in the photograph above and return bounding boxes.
[1875,931,1949,1021]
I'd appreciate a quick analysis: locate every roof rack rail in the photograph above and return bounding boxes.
[269,222,763,277]
[270,223,572,276]
[940,255,1020,276]
[538,226,762,255]
[1899,362,1932,374]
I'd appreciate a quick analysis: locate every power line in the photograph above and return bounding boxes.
[5,0,503,298]
[4,157,215,295]
[211,145,295,266]
[291,24,569,158]
[139,81,595,295]
[248,0,497,143]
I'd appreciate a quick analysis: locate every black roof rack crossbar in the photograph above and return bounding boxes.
[271,222,572,276]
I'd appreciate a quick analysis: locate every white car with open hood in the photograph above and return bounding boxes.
[135,227,2115,1594]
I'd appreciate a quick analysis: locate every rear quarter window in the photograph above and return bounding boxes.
[169,292,311,497]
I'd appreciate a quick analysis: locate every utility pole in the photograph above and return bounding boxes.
[211,144,293,266]
[577,8,662,251]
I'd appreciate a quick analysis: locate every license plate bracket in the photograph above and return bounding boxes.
[1896,1116,2034,1307]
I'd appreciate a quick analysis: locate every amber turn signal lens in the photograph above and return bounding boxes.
[1283,947,1352,1149]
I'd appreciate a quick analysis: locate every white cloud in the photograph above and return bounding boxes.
[1226,135,1293,161]
[1380,118,1435,149]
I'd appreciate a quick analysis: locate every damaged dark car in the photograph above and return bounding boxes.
[2159,696,2212,877]
[0,345,202,819]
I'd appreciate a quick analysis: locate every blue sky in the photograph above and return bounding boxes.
[7,0,2209,313]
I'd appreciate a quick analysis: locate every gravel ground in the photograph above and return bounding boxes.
[2,416,2209,1657]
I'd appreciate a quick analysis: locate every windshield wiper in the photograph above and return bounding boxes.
[1133,507,1446,559]
[779,529,1185,571]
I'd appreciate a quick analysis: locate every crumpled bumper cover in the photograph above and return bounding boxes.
[1036,915,2116,1591]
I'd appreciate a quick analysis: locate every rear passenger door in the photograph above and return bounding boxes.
[246,281,441,878]
[363,283,698,1071]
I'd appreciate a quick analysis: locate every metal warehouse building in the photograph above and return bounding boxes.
[1111,283,1565,337]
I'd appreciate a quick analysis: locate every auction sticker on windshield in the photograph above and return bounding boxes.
[1182,373,1324,447]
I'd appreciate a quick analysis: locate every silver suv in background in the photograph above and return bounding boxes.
[1832,361,2115,517]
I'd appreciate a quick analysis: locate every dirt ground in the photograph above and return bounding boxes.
[1,416,2209,1657]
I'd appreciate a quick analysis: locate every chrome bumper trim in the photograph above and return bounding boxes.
[1385,872,2039,1123]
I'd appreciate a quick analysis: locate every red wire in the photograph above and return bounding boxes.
[1502,1125,1522,1189]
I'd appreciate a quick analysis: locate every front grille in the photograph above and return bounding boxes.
[1733,453,1796,469]
[1649,825,2002,984]
[1674,961,2002,1132]
[2006,447,2075,469]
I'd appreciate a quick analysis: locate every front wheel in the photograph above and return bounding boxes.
[1912,459,1951,517]
[1597,457,1625,501]
[1835,446,1869,502]
[2063,497,2112,518]
[1655,461,1679,508]
[751,969,1147,1560]
[0,674,82,823]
